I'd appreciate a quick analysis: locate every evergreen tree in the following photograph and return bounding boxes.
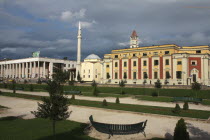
[102,99,108,106]
[183,102,189,110]
[31,80,71,139]
[53,69,69,84]
[174,118,190,140]
[119,80,125,94]
[92,86,99,96]
[77,71,81,82]
[191,82,201,98]
[12,80,16,94]
[172,104,181,114]
[91,80,97,87]
[116,97,120,104]
[37,78,42,84]
[155,79,162,96]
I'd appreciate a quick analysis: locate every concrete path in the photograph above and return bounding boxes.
[1,88,210,111]
[0,96,210,140]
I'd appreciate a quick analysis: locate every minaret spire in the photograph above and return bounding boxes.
[130,30,139,48]
[76,21,82,81]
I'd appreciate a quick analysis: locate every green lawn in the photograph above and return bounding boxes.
[135,95,173,102]
[1,92,210,119]
[0,116,95,140]
[79,92,129,98]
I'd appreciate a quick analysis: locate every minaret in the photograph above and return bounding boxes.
[76,21,82,80]
[130,30,139,48]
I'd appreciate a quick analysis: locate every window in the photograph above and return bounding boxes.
[133,53,136,57]
[196,50,201,54]
[115,72,118,79]
[191,61,197,66]
[84,70,85,73]
[83,75,85,78]
[64,64,66,67]
[143,72,148,79]
[133,72,137,79]
[153,52,158,55]
[143,61,147,66]
[68,64,70,67]
[143,53,147,56]
[166,71,170,79]
[154,60,159,66]
[176,71,182,79]
[106,73,110,79]
[106,64,109,68]
[89,70,90,73]
[177,61,182,65]
[115,62,118,67]
[123,54,127,57]
[95,75,97,78]
[133,61,136,66]
[154,72,158,79]
[165,51,170,55]
[88,75,90,78]
[115,55,118,58]
[72,64,74,67]
[124,62,127,67]
[165,59,169,65]
[123,72,127,79]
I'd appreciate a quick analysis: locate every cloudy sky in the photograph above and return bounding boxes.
[0,0,210,60]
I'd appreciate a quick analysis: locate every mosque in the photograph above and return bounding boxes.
[1,22,210,86]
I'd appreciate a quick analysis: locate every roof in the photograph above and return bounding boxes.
[131,30,138,37]
[85,54,101,60]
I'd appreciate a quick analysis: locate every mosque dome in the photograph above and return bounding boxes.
[85,54,101,60]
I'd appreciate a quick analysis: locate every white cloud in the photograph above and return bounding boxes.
[118,42,129,47]
[60,9,86,22]
[1,47,16,52]
[77,20,96,29]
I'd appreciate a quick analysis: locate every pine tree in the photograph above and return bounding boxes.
[12,80,16,94]
[119,80,125,94]
[116,97,120,104]
[183,102,189,110]
[92,86,99,96]
[173,104,181,114]
[77,71,81,82]
[31,80,71,139]
[174,118,190,140]
[191,82,201,98]
[102,99,108,106]
[155,79,162,96]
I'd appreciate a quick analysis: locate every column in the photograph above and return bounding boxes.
[26,62,28,78]
[34,61,36,78]
[0,65,2,77]
[49,62,53,79]
[19,63,21,78]
[22,63,24,78]
[38,61,40,78]
[8,64,11,78]
[12,64,14,78]
[15,63,18,78]
[43,61,46,78]
[30,62,32,78]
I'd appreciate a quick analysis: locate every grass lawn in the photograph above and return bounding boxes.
[77,92,129,98]
[0,116,95,140]
[1,92,210,119]
[135,95,173,102]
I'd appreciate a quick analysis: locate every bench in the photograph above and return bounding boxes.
[173,97,202,103]
[63,90,82,95]
[89,115,147,138]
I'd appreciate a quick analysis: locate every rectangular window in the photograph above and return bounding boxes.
[123,72,127,79]
[154,60,159,66]
[176,71,182,79]
[84,70,85,73]
[106,64,109,68]
[133,61,136,66]
[166,71,170,79]
[143,72,148,79]
[83,75,85,78]
[191,61,197,66]
[115,72,118,79]
[165,59,169,65]
[153,52,158,55]
[133,72,137,79]
[165,51,170,55]
[133,53,136,57]
[196,50,201,54]
[68,64,70,67]
[88,75,90,78]
[95,75,97,78]
[177,61,182,65]
[124,62,127,67]
[115,55,118,58]
[154,72,158,79]
[115,62,118,67]
[106,73,110,79]
[143,53,147,56]
[143,61,147,66]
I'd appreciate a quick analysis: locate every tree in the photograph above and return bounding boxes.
[77,71,81,82]
[119,80,125,94]
[173,118,190,140]
[31,80,71,139]
[12,80,16,94]
[37,78,42,84]
[191,82,201,98]
[92,86,99,96]
[102,99,108,106]
[116,97,120,104]
[91,80,97,87]
[183,102,189,110]
[53,69,69,84]
[155,79,162,96]
[172,104,181,114]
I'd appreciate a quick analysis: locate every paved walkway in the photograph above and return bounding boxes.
[1,88,210,111]
[0,96,210,140]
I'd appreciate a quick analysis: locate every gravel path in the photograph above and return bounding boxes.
[1,88,210,111]
[0,96,210,140]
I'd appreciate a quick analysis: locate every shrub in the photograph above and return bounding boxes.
[151,91,158,97]
[24,80,28,84]
[91,80,97,87]
[71,94,75,100]
[30,84,34,91]
[3,83,7,88]
[183,102,189,110]
[37,78,42,84]
[174,118,190,140]
[102,99,108,106]
[92,86,99,96]
[12,80,16,94]
[116,97,120,104]
[0,90,2,94]
[172,104,181,114]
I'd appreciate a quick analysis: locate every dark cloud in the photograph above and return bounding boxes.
[0,0,210,60]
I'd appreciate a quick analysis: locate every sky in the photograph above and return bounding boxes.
[0,0,210,60]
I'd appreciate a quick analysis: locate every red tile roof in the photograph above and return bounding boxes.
[131,30,138,37]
